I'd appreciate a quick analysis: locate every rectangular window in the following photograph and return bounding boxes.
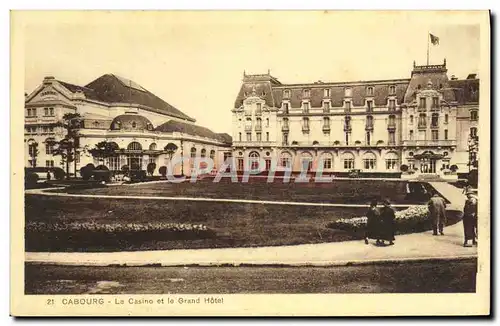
[388,131,396,145]
[432,97,439,108]
[303,90,310,98]
[389,99,396,111]
[345,101,351,112]
[49,107,54,116]
[46,142,54,155]
[386,159,398,170]
[246,133,252,142]
[323,158,332,169]
[303,118,309,128]
[419,97,426,108]
[45,160,54,168]
[282,102,289,114]
[282,133,288,145]
[363,159,376,170]
[237,158,244,171]
[256,132,262,142]
[366,132,371,145]
[470,111,478,121]
[283,90,290,98]
[409,130,414,140]
[281,157,290,168]
[266,118,269,127]
[345,132,349,145]
[444,129,448,140]
[431,130,439,140]
[343,159,354,170]
[266,132,269,142]
[366,100,373,112]
[445,114,449,124]
[323,101,330,112]
[238,132,242,142]
[303,102,309,113]
[324,89,331,97]
[44,108,49,116]
[265,159,271,171]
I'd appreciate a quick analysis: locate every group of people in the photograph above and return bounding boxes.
[364,199,396,246]
[363,189,478,248]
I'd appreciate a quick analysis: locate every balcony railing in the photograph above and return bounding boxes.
[417,123,427,129]
[344,125,352,132]
[387,122,396,130]
[403,140,457,147]
[254,124,262,131]
[388,106,396,112]
[431,105,440,111]
[281,124,289,131]
[430,123,439,129]
[322,125,331,132]
[302,125,310,132]
[244,125,252,131]
[417,106,427,112]
[234,141,274,147]
[255,109,262,116]
[365,123,374,130]
[244,110,252,116]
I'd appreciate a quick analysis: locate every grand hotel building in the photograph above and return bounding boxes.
[231,59,479,177]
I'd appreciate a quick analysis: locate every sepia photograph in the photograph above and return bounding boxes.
[10,10,490,316]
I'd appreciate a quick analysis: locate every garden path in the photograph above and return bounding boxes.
[25,182,480,267]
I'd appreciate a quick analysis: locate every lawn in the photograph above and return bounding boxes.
[25,195,367,252]
[57,178,436,205]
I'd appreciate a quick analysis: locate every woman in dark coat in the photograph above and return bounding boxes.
[379,199,396,246]
[364,200,381,245]
[463,191,478,247]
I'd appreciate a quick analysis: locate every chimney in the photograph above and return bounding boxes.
[450,75,458,81]
[43,76,55,85]
[466,73,477,80]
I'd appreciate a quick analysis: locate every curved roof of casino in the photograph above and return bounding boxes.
[56,74,195,122]
[110,114,154,131]
[155,120,232,144]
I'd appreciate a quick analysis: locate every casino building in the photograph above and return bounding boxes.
[24,74,232,176]
[231,59,479,178]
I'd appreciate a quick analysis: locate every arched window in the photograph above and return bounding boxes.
[210,150,215,160]
[45,138,55,155]
[280,151,292,168]
[321,152,333,170]
[409,115,414,124]
[363,152,377,170]
[389,85,396,95]
[445,114,449,124]
[201,148,207,158]
[323,117,330,126]
[149,143,157,151]
[418,113,427,127]
[367,86,374,96]
[248,151,260,171]
[431,113,439,127]
[341,152,355,170]
[127,142,142,151]
[300,152,313,172]
[190,147,197,158]
[385,152,399,170]
[131,121,137,129]
[470,110,478,121]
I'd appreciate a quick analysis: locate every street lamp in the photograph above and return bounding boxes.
[467,135,479,173]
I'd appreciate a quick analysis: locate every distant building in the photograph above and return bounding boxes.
[232,59,479,177]
[24,74,232,176]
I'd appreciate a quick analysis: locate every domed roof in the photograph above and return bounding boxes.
[110,114,154,131]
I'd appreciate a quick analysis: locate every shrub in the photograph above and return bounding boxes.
[468,169,478,188]
[159,166,167,177]
[400,164,409,172]
[80,164,95,180]
[326,205,431,237]
[25,172,39,186]
[93,165,111,182]
[147,162,157,176]
[52,167,65,180]
[121,165,129,174]
[130,170,147,182]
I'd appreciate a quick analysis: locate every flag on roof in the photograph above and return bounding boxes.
[430,33,440,45]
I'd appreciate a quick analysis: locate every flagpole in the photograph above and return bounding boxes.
[427,32,430,65]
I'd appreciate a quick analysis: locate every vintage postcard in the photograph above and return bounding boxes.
[10,10,490,316]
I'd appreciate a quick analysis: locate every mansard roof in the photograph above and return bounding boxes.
[155,120,232,144]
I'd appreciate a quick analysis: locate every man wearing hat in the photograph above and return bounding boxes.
[463,190,478,247]
[427,193,447,236]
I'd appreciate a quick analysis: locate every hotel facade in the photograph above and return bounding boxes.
[231,59,479,177]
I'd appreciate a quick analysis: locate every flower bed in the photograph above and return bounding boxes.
[25,221,216,252]
[326,205,431,237]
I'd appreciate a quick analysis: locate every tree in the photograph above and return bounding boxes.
[159,166,167,178]
[48,113,82,179]
[164,143,178,160]
[147,162,157,176]
[88,141,119,165]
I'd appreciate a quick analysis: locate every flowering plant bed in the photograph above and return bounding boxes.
[326,205,432,237]
[25,221,216,252]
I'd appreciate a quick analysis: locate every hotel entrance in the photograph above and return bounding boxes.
[413,151,443,175]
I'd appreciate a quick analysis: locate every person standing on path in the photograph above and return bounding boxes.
[427,193,447,236]
[379,199,396,246]
[364,199,381,245]
[463,190,478,247]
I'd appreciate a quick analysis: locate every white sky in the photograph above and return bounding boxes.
[23,11,480,134]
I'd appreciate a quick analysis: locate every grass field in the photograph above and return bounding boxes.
[57,178,435,205]
[25,259,477,294]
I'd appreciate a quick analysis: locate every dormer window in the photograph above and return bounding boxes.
[389,85,396,95]
[344,87,352,97]
[324,89,331,97]
[303,89,310,98]
[366,100,373,112]
[344,101,351,112]
[303,102,310,113]
[131,121,137,128]
[323,101,330,113]
[366,87,374,96]
[282,102,289,114]
[470,110,478,121]
[283,90,290,99]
